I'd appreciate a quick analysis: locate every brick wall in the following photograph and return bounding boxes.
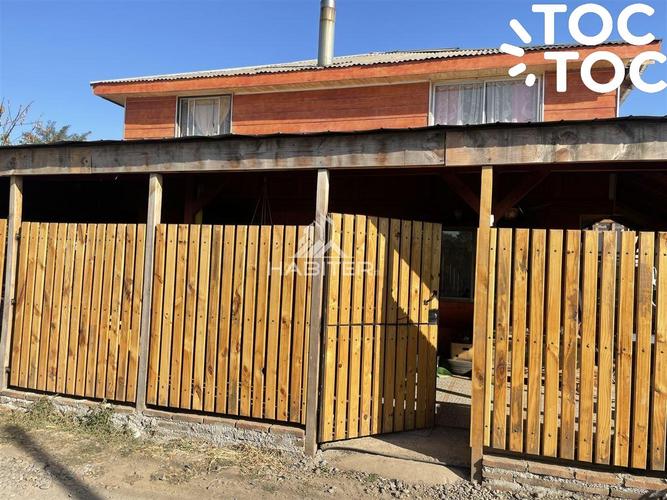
[124,96,177,140]
[543,69,618,121]
[232,82,430,135]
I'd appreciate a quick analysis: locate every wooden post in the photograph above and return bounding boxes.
[471,166,493,482]
[0,176,22,391]
[135,173,163,412]
[304,169,329,456]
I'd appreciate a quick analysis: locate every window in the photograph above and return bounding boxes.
[440,230,476,300]
[178,96,232,137]
[433,79,541,125]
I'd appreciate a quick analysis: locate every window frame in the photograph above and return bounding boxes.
[439,227,477,302]
[429,76,544,126]
[176,94,233,137]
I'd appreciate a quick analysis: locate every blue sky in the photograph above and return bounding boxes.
[1,0,665,140]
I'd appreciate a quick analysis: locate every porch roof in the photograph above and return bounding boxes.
[0,116,665,176]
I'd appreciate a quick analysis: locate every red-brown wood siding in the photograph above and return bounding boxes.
[124,96,177,140]
[543,69,618,121]
[232,82,430,134]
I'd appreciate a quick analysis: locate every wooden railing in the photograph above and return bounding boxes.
[9,223,146,403]
[146,224,313,424]
[482,228,667,472]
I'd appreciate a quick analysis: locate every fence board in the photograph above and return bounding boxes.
[653,233,667,471]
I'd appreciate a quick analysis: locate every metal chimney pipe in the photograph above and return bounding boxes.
[318,0,335,67]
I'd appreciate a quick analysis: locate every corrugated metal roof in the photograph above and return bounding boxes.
[90,42,631,85]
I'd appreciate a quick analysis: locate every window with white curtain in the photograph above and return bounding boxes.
[433,79,541,125]
[178,96,232,137]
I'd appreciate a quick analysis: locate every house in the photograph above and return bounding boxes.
[0,0,665,493]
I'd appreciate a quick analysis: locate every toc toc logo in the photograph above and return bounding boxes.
[501,3,666,94]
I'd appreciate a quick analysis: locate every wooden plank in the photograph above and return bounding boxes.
[560,230,580,460]
[127,224,145,402]
[492,228,512,450]
[192,225,211,411]
[304,169,329,451]
[320,216,340,441]
[84,225,106,398]
[509,228,529,453]
[240,225,258,417]
[204,226,223,413]
[278,226,296,421]
[95,225,116,398]
[135,173,162,410]
[652,232,667,471]
[158,225,177,407]
[65,225,86,396]
[216,225,236,414]
[289,226,309,423]
[405,221,422,431]
[334,215,354,437]
[0,176,22,390]
[542,230,563,458]
[28,223,48,389]
[18,223,38,388]
[169,224,189,407]
[416,222,432,430]
[227,225,247,415]
[393,220,411,432]
[106,224,127,400]
[596,231,617,465]
[372,218,388,435]
[631,232,654,469]
[425,225,441,427]
[578,230,598,462]
[382,219,401,433]
[470,165,493,482]
[252,225,271,419]
[10,221,29,388]
[483,228,497,447]
[147,226,165,405]
[46,223,66,393]
[56,224,75,394]
[525,229,546,455]
[360,217,377,435]
[116,225,136,401]
[347,215,366,437]
[614,231,636,467]
[36,223,57,391]
[179,224,200,409]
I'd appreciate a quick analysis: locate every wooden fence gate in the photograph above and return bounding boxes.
[480,228,667,472]
[319,213,441,442]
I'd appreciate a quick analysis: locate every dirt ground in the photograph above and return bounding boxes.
[0,400,540,499]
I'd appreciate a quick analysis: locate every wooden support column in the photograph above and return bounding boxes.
[471,166,493,482]
[136,173,163,412]
[0,176,22,390]
[304,169,330,456]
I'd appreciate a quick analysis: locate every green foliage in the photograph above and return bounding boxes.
[20,120,90,144]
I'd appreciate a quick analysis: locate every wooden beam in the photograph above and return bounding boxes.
[494,170,550,222]
[471,166,493,482]
[446,120,667,166]
[135,173,163,412]
[442,173,481,214]
[304,169,329,456]
[0,176,22,390]
[0,129,445,176]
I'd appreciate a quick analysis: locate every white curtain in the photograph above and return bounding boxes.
[485,81,539,123]
[191,98,219,136]
[433,84,484,125]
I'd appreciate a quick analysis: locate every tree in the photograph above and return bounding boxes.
[20,120,90,144]
[0,99,32,145]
